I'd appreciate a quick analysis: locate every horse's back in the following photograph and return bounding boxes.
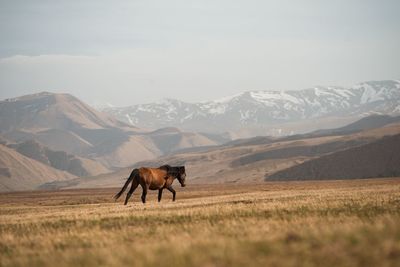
[139,167,167,189]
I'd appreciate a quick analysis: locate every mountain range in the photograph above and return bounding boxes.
[1,80,400,192]
[0,92,229,191]
[101,80,400,137]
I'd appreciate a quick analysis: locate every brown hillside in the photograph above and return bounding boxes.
[267,134,400,181]
[0,144,75,192]
[8,140,109,177]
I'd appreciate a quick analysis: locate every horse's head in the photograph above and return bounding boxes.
[177,166,186,187]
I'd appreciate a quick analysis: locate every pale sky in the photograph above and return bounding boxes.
[0,0,399,106]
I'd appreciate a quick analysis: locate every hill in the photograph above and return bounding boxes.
[0,144,75,192]
[266,134,400,181]
[0,92,127,131]
[7,139,109,177]
[311,114,400,136]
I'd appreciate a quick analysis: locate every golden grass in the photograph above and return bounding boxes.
[1,179,400,267]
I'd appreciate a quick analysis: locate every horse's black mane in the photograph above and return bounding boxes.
[159,164,171,171]
[159,165,184,176]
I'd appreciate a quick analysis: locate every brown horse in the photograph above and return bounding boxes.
[113,165,186,205]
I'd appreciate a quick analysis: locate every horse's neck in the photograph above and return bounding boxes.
[168,169,178,177]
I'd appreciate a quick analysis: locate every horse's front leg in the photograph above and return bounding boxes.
[167,186,176,201]
[158,189,163,202]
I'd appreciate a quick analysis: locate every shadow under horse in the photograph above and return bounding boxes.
[113,165,186,205]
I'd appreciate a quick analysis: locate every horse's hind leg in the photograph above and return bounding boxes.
[141,184,148,204]
[124,180,139,205]
[158,189,163,202]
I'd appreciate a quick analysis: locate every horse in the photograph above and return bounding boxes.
[113,165,186,205]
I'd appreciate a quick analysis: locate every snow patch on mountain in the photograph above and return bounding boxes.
[252,91,303,105]
[212,92,243,103]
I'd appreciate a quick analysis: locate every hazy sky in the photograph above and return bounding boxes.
[0,0,399,106]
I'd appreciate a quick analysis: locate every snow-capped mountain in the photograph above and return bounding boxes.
[102,80,400,136]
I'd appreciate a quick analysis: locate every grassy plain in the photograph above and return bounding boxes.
[1,179,400,267]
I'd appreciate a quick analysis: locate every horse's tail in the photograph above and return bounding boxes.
[113,169,139,200]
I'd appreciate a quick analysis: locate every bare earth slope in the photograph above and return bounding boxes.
[0,144,75,192]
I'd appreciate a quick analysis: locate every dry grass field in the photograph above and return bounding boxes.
[1,179,400,267]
